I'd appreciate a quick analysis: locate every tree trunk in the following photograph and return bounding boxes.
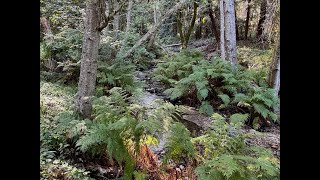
[244,0,251,40]
[256,0,267,39]
[183,2,198,48]
[224,0,238,67]
[75,0,102,118]
[235,5,239,40]
[40,17,56,72]
[126,0,133,32]
[177,11,185,47]
[105,0,110,31]
[195,16,202,40]
[122,0,188,59]
[114,0,120,39]
[148,1,159,47]
[219,0,226,59]
[40,17,52,35]
[208,0,220,44]
[268,33,280,97]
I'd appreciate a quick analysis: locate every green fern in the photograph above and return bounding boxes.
[194,113,279,180]
[163,122,195,165]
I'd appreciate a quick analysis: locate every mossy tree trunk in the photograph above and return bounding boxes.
[244,0,251,40]
[76,0,123,118]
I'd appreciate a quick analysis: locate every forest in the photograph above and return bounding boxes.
[40,0,280,179]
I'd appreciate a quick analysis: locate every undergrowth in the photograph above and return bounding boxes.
[153,49,279,127]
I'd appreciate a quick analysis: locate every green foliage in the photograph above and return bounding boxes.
[76,87,181,179]
[154,51,279,123]
[232,87,279,122]
[199,101,214,116]
[96,59,142,94]
[40,0,84,34]
[237,46,273,71]
[153,49,204,85]
[41,28,83,82]
[163,122,195,165]
[117,32,159,70]
[133,171,147,180]
[40,158,92,180]
[194,113,280,180]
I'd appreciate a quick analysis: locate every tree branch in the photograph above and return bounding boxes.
[98,1,126,31]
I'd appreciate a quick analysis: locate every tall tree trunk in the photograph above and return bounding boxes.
[244,0,251,40]
[126,0,133,32]
[235,5,239,40]
[256,0,267,39]
[122,0,188,59]
[180,2,198,48]
[40,17,56,71]
[114,0,120,39]
[177,11,185,47]
[105,0,110,31]
[75,0,102,118]
[268,33,280,97]
[219,0,226,59]
[148,1,159,47]
[195,16,202,40]
[208,0,220,44]
[224,0,238,67]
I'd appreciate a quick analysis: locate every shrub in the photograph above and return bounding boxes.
[153,50,279,125]
[163,122,195,165]
[194,113,280,180]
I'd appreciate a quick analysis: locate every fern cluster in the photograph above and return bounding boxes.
[163,122,195,165]
[96,59,142,95]
[194,113,280,180]
[153,50,279,125]
[152,49,204,86]
[75,87,182,179]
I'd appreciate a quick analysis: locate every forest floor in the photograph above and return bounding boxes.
[40,39,279,179]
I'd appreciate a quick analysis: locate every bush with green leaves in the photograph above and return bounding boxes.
[75,87,181,179]
[153,50,279,125]
[96,59,142,95]
[117,32,159,70]
[40,158,92,180]
[194,113,280,180]
[163,122,195,165]
[40,28,83,82]
[152,49,204,86]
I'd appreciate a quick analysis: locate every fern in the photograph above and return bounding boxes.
[194,113,279,180]
[163,122,195,165]
[154,52,279,125]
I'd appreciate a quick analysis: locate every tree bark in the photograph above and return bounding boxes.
[195,16,202,40]
[224,0,238,67]
[126,0,133,32]
[244,0,251,40]
[235,5,239,40]
[219,0,226,59]
[148,1,159,47]
[268,33,280,97]
[40,17,52,35]
[177,11,185,47]
[40,17,57,71]
[114,0,120,39]
[183,2,198,48]
[122,0,188,59]
[75,0,102,118]
[256,0,267,39]
[208,0,220,44]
